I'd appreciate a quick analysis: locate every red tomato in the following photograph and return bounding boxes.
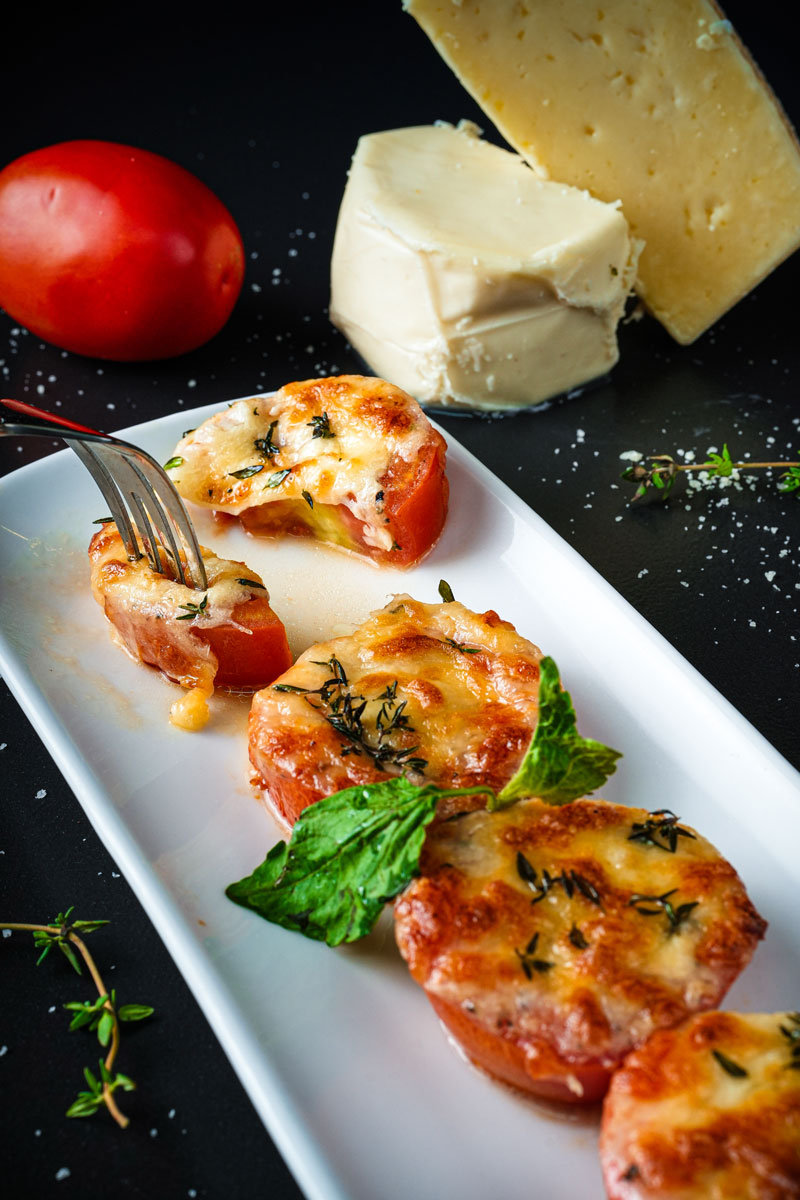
[0,140,245,360]
[197,598,292,690]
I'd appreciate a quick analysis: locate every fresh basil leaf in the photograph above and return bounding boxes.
[490,656,621,809]
[225,778,490,946]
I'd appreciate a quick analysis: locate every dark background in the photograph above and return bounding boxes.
[1,4,798,1198]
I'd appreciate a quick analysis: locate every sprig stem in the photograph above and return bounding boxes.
[2,915,152,1127]
[622,445,800,500]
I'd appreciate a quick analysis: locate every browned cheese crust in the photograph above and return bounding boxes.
[600,1009,800,1199]
[248,593,543,826]
[393,799,766,1102]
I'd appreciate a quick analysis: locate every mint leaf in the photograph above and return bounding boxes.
[489,656,621,809]
[225,778,489,946]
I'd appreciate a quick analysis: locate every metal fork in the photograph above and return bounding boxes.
[1,397,208,590]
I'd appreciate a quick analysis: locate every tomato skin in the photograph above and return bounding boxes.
[0,140,245,360]
[195,598,292,690]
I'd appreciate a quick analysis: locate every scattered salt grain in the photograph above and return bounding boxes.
[35,789,46,799]
[55,1168,70,1182]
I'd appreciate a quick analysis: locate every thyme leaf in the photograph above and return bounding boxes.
[163,456,184,471]
[265,468,292,488]
[622,445,800,501]
[712,1049,748,1078]
[514,931,555,978]
[628,889,699,934]
[515,854,604,910]
[308,412,335,439]
[235,578,266,589]
[1,910,153,1127]
[229,464,264,480]
[628,809,696,853]
[273,657,428,774]
[254,420,279,457]
[438,580,456,603]
[176,593,208,620]
[779,1012,800,1069]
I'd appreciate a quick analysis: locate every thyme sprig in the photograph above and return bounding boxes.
[254,420,279,457]
[274,657,427,774]
[308,412,335,439]
[628,809,696,854]
[514,932,555,979]
[628,889,699,934]
[1,909,153,1127]
[779,1012,800,1070]
[516,852,603,909]
[622,444,800,501]
[176,593,208,620]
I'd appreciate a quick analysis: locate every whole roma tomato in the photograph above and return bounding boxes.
[0,140,245,360]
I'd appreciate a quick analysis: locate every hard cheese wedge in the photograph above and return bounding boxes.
[405,0,800,345]
[330,122,640,411]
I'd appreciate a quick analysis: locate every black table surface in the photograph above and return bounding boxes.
[1,4,798,1198]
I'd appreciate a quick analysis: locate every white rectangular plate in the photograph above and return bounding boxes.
[1,402,798,1200]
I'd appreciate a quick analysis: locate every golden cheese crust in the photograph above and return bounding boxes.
[248,593,543,827]
[600,1010,800,1199]
[166,375,448,567]
[393,799,766,1103]
[89,522,291,730]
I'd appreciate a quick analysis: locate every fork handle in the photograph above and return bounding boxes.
[1,397,109,440]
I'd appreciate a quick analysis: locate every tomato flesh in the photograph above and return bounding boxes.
[0,140,244,360]
[195,598,292,690]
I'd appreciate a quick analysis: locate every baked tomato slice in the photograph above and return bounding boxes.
[394,798,766,1104]
[89,522,291,729]
[248,593,543,828]
[166,375,449,568]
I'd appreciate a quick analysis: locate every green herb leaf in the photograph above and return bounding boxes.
[235,578,266,589]
[229,464,265,480]
[302,489,314,508]
[117,1004,154,1022]
[438,580,455,603]
[778,465,800,493]
[490,656,621,809]
[266,468,292,488]
[163,456,184,471]
[707,444,734,477]
[92,517,114,525]
[225,778,490,946]
[176,594,208,621]
[308,412,335,439]
[712,1048,748,1078]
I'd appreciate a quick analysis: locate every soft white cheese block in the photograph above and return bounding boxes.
[329,122,641,412]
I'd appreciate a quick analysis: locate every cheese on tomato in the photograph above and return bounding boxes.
[167,375,448,567]
[393,799,767,1102]
[248,593,544,827]
[600,1009,800,1198]
[89,523,290,730]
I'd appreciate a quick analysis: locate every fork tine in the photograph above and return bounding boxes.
[91,441,208,590]
[2,397,208,591]
[69,441,143,562]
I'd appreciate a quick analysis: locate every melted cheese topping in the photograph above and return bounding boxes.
[248,593,544,823]
[168,376,432,553]
[600,1010,800,1199]
[89,523,269,730]
[394,800,766,1087]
